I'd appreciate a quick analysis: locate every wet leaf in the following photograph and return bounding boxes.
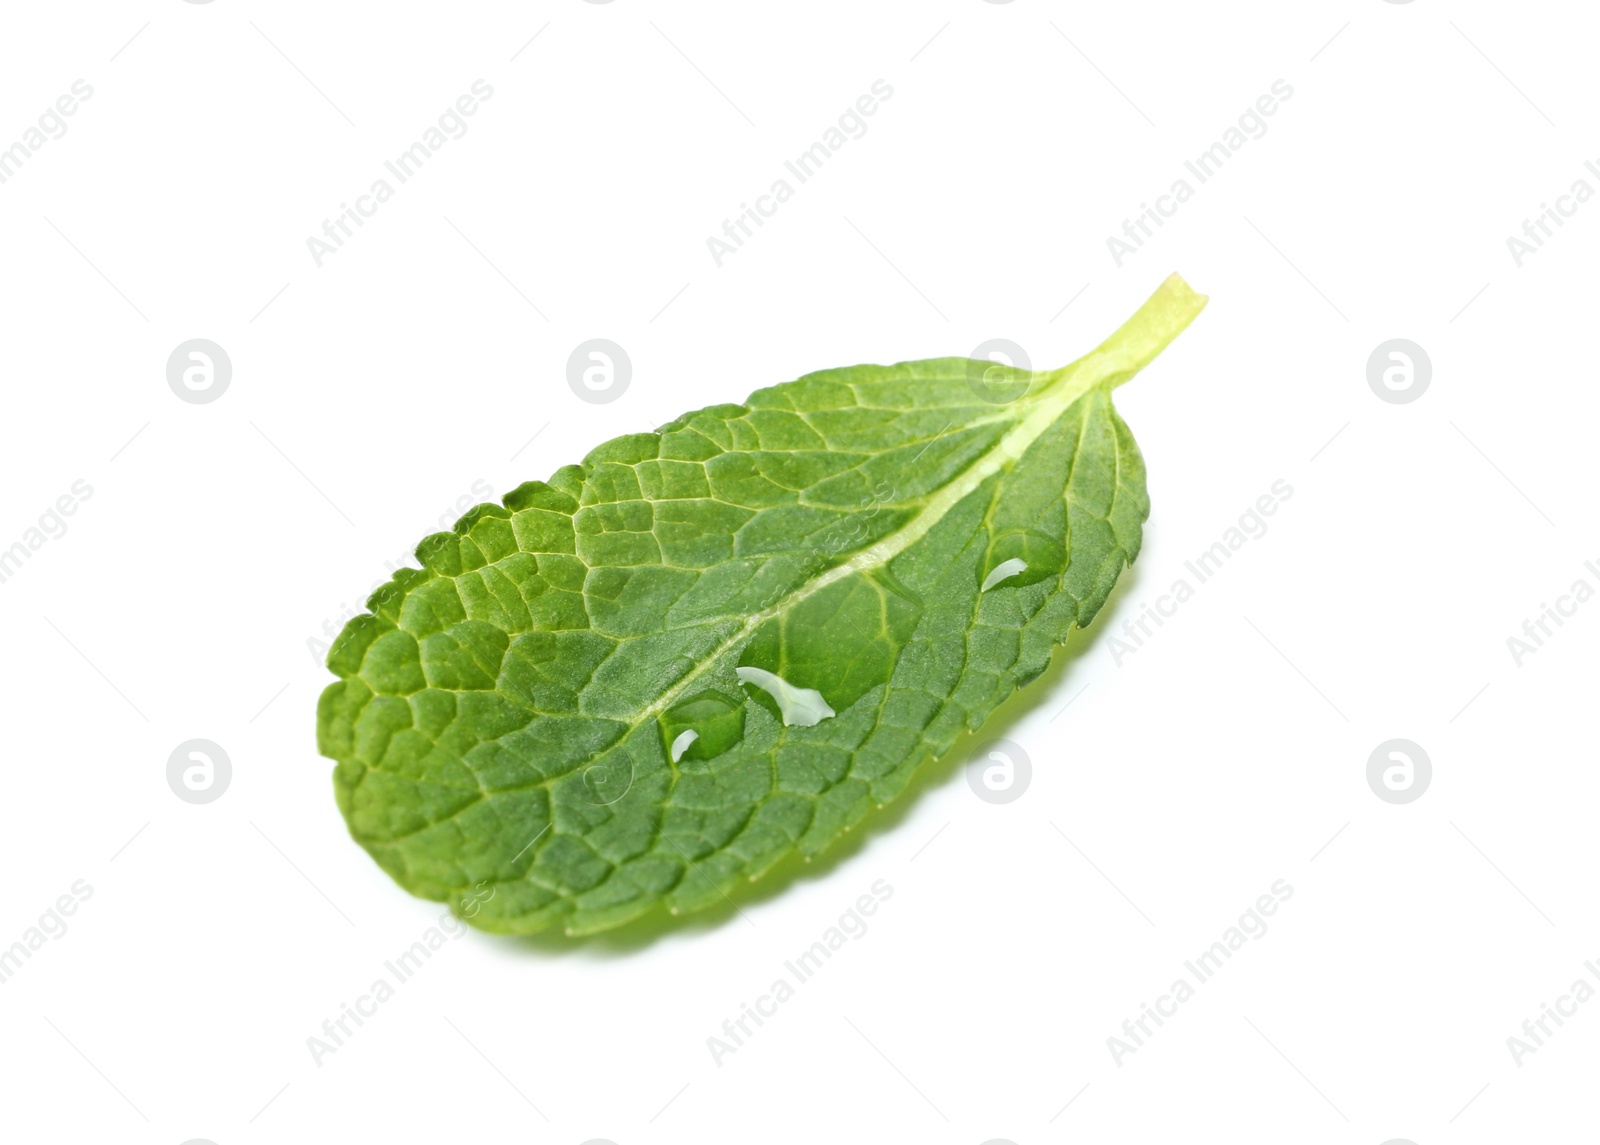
[316,275,1207,935]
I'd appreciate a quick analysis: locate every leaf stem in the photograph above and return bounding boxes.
[1056,272,1208,390]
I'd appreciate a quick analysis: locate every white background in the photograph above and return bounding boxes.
[0,2,1595,1142]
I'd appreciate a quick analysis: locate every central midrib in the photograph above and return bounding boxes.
[633,358,1117,725]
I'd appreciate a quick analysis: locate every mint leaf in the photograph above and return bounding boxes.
[317,274,1207,935]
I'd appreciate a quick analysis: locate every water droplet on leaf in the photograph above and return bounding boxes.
[738,569,923,717]
[735,666,836,727]
[669,728,699,762]
[980,557,1028,591]
[658,690,745,763]
[980,528,1065,589]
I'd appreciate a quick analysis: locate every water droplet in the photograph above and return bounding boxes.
[738,569,923,716]
[980,557,1028,591]
[735,666,836,727]
[980,528,1065,590]
[658,690,744,763]
[669,728,699,762]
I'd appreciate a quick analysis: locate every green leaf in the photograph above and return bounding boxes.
[317,274,1207,936]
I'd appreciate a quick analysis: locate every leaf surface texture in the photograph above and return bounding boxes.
[316,275,1207,935]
